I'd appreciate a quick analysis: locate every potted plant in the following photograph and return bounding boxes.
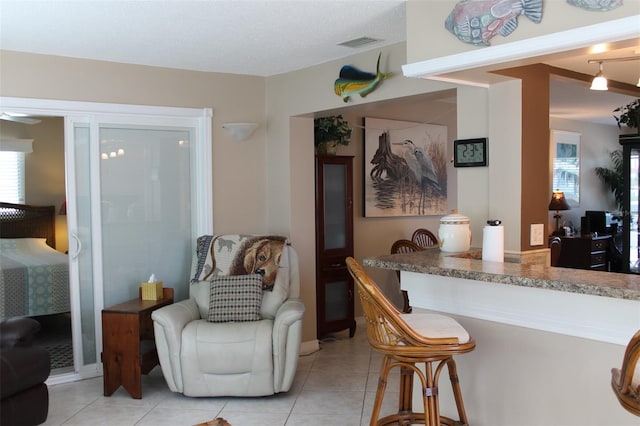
[314,115,352,155]
[595,150,624,212]
[613,98,640,134]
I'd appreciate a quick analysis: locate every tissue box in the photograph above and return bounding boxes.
[141,281,163,300]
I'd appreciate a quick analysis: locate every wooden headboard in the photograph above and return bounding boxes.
[0,202,56,249]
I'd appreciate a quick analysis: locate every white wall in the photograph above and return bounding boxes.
[488,80,523,252]
[438,309,637,425]
[455,85,491,248]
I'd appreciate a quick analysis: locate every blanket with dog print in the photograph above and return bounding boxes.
[192,234,287,291]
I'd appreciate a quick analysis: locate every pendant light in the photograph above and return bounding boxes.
[588,56,640,91]
[590,62,608,91]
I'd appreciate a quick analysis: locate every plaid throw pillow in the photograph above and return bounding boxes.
[208,274,263,322]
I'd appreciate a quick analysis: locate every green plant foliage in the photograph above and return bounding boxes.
[613,98,640,130]
[314,115,352,146]
[595,149,624,211]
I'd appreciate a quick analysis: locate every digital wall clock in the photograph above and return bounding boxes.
[453,138,487,167]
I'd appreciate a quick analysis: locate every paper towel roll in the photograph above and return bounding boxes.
[482,225,504,263]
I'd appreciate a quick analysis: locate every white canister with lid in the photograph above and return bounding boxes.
[438,209,472,252]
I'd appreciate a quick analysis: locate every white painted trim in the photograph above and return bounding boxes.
[196,108,213,236]
[0,96,205,118]
[401,271,640,345]
[402,16,640,79]
[45,364,101,386]
[427,76,491,88]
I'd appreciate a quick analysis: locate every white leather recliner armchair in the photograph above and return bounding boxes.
[151,236,305,397]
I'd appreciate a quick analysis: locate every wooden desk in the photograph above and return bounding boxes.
[557,235,611,271]
[101,287,173,399]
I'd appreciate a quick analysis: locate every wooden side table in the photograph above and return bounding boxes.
[101,287,173,399]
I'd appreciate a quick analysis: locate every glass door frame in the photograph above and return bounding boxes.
[621,134,640,274]
[0,97,213,384]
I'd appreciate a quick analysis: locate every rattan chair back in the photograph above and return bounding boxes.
[390,239,423,313]
[549,236,561,267]
[390,239,423,255]
[612,329,640,416]
[411,228,438,248]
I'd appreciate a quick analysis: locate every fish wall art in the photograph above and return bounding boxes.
[566,0,623,11]
[445,0,543,46]
[334,52,392,102]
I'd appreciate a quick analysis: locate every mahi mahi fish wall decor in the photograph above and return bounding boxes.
[334,52,392,102]
[445,0,543,46]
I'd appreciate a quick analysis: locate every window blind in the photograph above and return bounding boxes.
[0,151,25,204]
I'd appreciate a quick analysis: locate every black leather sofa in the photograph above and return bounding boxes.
[1,317,50,426]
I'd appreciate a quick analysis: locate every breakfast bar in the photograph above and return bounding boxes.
[362,249,640,424]
[364,248,640,344]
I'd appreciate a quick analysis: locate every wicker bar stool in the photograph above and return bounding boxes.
[611,329,640,416]
[346,257,475,426]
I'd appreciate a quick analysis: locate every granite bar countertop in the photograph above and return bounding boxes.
[363,248,640,301]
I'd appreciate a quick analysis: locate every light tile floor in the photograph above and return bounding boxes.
[43,317,403,426]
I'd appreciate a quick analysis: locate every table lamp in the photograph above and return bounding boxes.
[548,190,570,235]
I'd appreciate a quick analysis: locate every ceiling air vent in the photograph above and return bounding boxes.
[338,37,381,48]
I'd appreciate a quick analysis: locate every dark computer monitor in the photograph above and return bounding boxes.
[585,211,606,235]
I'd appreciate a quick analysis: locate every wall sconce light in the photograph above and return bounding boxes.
[588,56,640,91]
[548,189,570,235]
[222,122,259,141]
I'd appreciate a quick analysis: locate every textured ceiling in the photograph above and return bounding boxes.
[0,0,407,77]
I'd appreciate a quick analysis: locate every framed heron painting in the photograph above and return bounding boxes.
[363,117,448,217]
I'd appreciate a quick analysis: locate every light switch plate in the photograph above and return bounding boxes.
[530,224,544,246]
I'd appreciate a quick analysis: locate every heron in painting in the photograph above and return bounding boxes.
[394,139,441,191]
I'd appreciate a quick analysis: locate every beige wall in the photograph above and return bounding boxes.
[0,50,268,236]
[26,118,67,252]
[266,43,465,341]
[0,117,67,252]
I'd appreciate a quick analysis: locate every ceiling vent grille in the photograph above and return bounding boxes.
[338,37,381,48]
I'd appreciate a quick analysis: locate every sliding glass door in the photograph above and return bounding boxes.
[98,124,193,306]
[66,121,98,372]
[65,115,207,379]
[1,98,211,383]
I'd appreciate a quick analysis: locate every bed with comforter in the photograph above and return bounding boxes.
[0,203,70,318]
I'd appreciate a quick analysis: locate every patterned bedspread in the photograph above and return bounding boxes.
[0,238,70,318]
